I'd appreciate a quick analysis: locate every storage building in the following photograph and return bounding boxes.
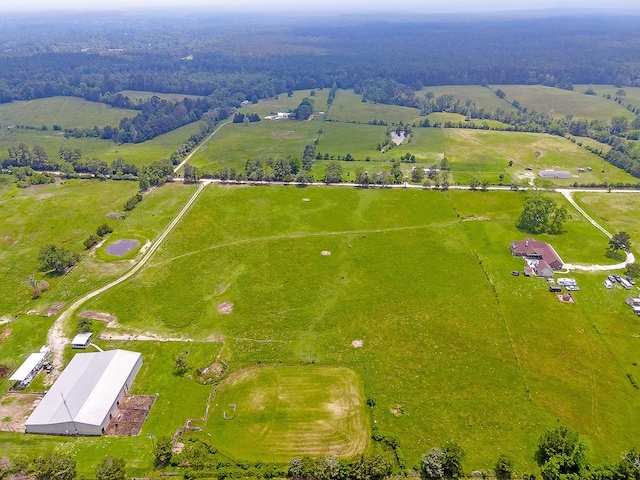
[25,349,142,435]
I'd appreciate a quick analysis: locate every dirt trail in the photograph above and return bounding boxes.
[45,182,208,385]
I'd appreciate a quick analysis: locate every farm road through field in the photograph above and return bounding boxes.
[45,181,209,384]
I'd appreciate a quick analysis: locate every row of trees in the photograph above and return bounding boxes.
[0,452,126,480]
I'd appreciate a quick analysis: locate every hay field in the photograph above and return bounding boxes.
[208,365,369,461]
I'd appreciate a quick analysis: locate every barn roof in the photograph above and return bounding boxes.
[25,349,141,430]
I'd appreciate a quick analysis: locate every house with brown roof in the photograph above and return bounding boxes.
[510,238,564,276]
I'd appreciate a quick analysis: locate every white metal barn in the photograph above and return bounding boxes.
[25,349,142,435]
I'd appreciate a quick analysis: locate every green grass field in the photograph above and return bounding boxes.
[496,85,635,120]
[208,365,369,462]
[327,91,421,125]
[118,90,205,103]
[419,85,519,113]
[73,184,640,471]
[0,97,138,130]
[574,85,640,111]
[0,120,203,168]
[239,90,330,118]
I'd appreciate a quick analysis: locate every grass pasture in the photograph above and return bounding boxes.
[327,90,421,125]
[81,184,640,470]
[240,90,330,118]
[0,96,137,129]
[496,85,635,120]
[118,90,205,103]
[574,85,640,111]
[208,365,369,461]
[419,85,518,113]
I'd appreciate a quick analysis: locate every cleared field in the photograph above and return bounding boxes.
[240,90,330,118]
[573,192,640,245]
[0,179,195,317]
[574,85,640,111]
[0,96,137,129]
[419,85,518,113]
[316,122,388,160]
[327,90,421,124]
[0,120,203,168]
[497,85,635,120]
[208,365,369,461]
[118,90,205,103]
[80,184,640,469]
[188,120,320,172]
[442,129,636,185]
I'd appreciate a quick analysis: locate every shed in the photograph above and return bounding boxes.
[9,346,50,389]
[71,332,93,349]
[539,169,572,179]
[25,349,142,436]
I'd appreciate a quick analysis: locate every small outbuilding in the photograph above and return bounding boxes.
[9,346,50,389]
[25,349,142,436]
[71,332,93,349]
[539,169,572,179]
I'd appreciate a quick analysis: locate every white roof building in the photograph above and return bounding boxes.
[25,349,142,436]
[9,346,50,388]
[71,332,93,349]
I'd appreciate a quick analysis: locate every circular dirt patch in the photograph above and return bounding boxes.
[321,251,331,256]
[351,339,363,348]
[302,198,310,202]
[105,239,140,256]
[218,302,234,314]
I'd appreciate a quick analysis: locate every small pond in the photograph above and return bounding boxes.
[105,239,140,256]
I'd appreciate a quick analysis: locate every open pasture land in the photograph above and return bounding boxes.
[442,129,637,185]
[83,184,640,469]
[315,122,388,160]
[118,90,206,103]
[419,85,518,113]
[448,190,640,464]
[573,192,640,245]
[575,85,640,111]
[496,85,635,120]
[208,365,369,462]
[188,120,320,172]
[0,179,195,318]
[327,90,421,124]
[241,89,330,118]
[0,120,203,168]
[0,96,138,130]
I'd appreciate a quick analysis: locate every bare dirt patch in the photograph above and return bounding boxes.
[462,216,490,222]
[78,311,116,323]
[217,302,234,314]
[0,326,11,342]
[389,404,405,416]
[302,198,310,202]
[103,395,155,436]
[45,303,65,317]
[0,393,44,432]
[321,251,331,256]
[351,339,363,348]
[557,293,575,303]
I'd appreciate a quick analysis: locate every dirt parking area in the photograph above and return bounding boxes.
[104,395,155,436]
[0,393,44,432]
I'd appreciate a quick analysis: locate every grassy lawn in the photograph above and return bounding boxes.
[496,85,635,120]
[208,365,369,462]
[239,90,330,118]
[327,91,421,125]
[0,97,137,130]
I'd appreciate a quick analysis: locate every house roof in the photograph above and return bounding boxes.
[71,332,93,345]
[510,238,564,269]
[25,349,141,429]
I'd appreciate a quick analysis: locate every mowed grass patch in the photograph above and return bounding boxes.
[327,90,421,124]
[316,122,388,160]
[497,85,635,120]
[448,190,640,464]
[0,120,203,168]
[207,365,368,461]
[189,120,320,172]
[86,186,552,469]
[0,96,137,129]
[573,192,640,245]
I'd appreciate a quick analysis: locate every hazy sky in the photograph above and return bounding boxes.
[1,0,639,13]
